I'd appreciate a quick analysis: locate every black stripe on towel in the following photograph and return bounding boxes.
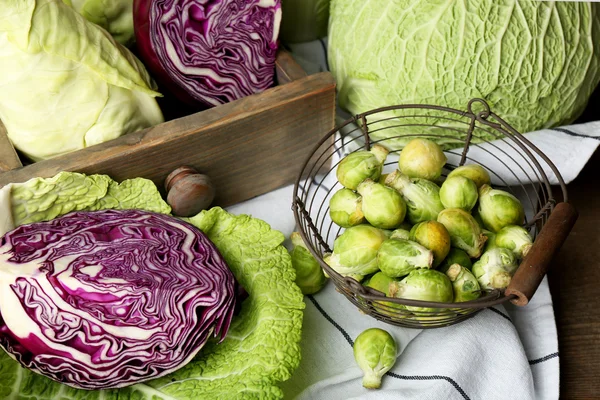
[552,128,600,141]
[488,307,512,322]
[307,295,471,400]
[528,352,559,365]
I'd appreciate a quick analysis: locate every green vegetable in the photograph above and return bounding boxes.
[326,224,388,281]
[495,225,533,259]
[357,179,407,229]
[390,228,410,240]
[478,185,525,232]
[329,0,600,143]
[472,248,519,290]
[389,269,453,313]
[439,176,478,212]
[447,165,491,189]
[398,138,447,181]
[289,232,328,294]
[336,144,389,190]
[363,272,404,316]
[0,172,305,399]
[64,0,135,46]
[409,220,451,268]
[280,0,330,43]
[445,264,481,302]
[353,328,398,389]
[329,188,365,228]
[437,208,487,258]
[0,0,163,161]
[438,248,472,274]
[377,238,433,278]
[385,170,444,225]
[481,229,498,253]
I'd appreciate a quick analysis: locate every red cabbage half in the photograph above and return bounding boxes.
[134,0,282,108]
[0,209,237,390]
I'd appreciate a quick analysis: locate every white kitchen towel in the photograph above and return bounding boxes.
[223,38,600,400]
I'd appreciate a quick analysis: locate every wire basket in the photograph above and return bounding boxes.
[292,98,578,329]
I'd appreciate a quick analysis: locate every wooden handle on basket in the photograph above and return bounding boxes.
[505,202,578,306]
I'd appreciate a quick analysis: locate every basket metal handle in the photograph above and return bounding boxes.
[505,202,578,306]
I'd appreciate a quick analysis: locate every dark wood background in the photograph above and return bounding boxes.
[548,84,599,399]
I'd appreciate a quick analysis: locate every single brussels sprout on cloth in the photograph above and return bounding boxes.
[409,221,451,268]
[437,208,487,258]
[438,247,473,274]
[446,264,481,302]
[398,138,447,181]
[385,170,444,225]
[390,228,410,240]
[325,225,388,281]
[439,176,479,211]
[329,188,365,228]
[336,144,390,190]
[478,184,525,232]
[289,232,328,295]
[377,238,433,278]
[353,328,398,389]
[447,164,491,189]
[357,179,407,229]
[388,269,454,313]
[495,225,533,259]
[472,248,519,290]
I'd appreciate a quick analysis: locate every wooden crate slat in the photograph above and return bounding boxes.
[0,121,22,172]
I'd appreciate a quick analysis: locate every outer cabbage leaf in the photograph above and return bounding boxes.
[329,0,600,145]
[0,173,304,399]
[64,0,135,46]
[0,0,164,161]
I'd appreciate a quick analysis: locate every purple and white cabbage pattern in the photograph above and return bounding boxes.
[135,0,282,108]
[0,209,237,389]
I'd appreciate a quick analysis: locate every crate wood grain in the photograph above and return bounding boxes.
[0,51,336,207]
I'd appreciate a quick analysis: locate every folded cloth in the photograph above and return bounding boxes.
[225,39,600,399]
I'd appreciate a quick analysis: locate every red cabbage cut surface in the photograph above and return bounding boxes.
[133,0,282,108]
[0,209,237,390]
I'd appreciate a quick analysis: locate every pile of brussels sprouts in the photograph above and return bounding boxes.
[318,138,534,316]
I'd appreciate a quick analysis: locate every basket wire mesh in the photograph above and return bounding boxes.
[292,98,568,329]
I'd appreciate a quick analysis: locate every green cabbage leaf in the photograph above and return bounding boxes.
[0,172,305,399]
[64,0,135,46]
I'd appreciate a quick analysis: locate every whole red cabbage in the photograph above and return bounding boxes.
[0,209,237,389]
[133,0,282,108]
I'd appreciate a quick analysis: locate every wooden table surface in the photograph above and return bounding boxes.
[547,90,600,398]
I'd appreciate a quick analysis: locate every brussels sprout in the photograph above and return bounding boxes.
[447,164,491,188]
[398,138,447,181]
[445,264,481,302]
[289,232,328,294]
[438,248,473,274]
[336,144,390,190]
[353,328,398,389]
[357,179,407,229]
[329,188,365,228]
[437,209,487,258]
[385,170,444,225]
[363,272,404,316]
[478,185,525,232]
[388,269,454,313]
[439,176,478,211]
[390,228,410,240]
[377,239,433,278]
[326,225,388,281]
[378,173,390,184]
[472,248,519,290]
[495,225,533,259]
[409,221,451,268]
[481,229,498,253]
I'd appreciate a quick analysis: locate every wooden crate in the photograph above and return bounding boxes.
[0,50,336,207]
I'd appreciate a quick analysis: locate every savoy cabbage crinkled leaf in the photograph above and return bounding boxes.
[329,0,600,147]
[0,173,305,399]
